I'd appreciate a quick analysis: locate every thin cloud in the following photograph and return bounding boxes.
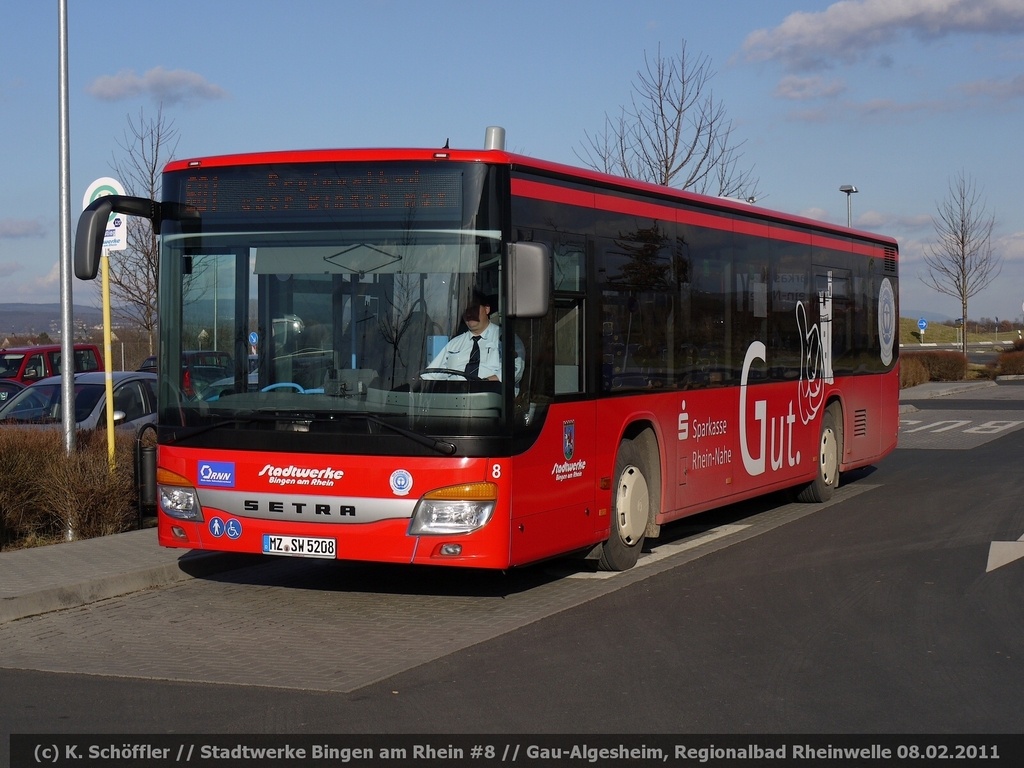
[0,263,62,303]
[958,74,1024,100]
[785,93,962,124]
[0,219,46,239]
[860,211,934,233]
[798,206,829,222]
[34,261,61,290]
[995,230,1024,262]
[775,75,846,101]
[743,0,1024,71]
[87,66,227,106]
[856,97,945,116]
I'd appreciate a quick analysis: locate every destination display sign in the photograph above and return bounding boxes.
[177,163,464,220]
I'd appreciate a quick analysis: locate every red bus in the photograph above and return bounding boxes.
[76,128,899,571]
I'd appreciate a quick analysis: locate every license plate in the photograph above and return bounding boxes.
[262,534,336,559]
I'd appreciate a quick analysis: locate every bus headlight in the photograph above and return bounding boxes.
[159,486,202,520]
[408,482,497,535]
[157,468,204,521]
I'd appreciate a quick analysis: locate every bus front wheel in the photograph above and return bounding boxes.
[598,440,649,571]
[796,406,841,503]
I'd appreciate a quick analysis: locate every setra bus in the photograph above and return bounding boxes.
[75,127,899,571]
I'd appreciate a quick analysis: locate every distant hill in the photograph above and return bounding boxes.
[0,303,104,337]
[903,309,953,324]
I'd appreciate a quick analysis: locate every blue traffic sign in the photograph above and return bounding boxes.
[918,318,928,331]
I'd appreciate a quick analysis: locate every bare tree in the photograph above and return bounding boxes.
[921,171,1000,357]
[105,106,179,355]
[577,41,760,201]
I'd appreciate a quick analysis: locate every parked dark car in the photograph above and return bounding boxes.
[136,351,233,398]
[0,371,157,430]
[0,379,26,405]
[180,351,232,398]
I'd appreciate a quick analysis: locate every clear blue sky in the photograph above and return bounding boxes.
[3,0,1023,323]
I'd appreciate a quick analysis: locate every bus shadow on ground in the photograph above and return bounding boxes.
[191,466,879,598]
[666,465,877,542]
[194,547,574,599]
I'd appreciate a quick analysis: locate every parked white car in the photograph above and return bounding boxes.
[0,371,157,430]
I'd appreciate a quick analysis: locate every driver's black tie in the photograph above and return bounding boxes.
[466,336,481,379]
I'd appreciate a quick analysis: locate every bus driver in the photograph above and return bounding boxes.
[423,291,524,386]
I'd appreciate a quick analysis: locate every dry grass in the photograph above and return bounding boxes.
[0,429,138,550]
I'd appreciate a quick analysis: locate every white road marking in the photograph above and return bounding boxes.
[567,524,751,579]
[986,532,1024,572]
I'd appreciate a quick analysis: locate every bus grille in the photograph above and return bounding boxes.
[884,247,897,274]
[853,408,868,437]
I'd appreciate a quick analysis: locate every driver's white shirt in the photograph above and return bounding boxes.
[424,322,503,380]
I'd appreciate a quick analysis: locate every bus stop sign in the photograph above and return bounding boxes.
[83,177,127,251]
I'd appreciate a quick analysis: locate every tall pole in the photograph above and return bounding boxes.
[58,0,75,458]
[57,0,76,541]
[839,184,858,228]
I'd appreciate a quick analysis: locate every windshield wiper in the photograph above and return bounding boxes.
[165,414,261,443]
[355,413,457,455]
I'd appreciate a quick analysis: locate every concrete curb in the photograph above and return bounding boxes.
[1,559,197,624]
[0,529,260,624]
[898,380,998,402]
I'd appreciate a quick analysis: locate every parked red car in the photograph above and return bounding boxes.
[0,344,103,385]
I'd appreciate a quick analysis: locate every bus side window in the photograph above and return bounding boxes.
[553,242,585,395]
[554,297,583,395]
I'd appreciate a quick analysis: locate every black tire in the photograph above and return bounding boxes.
[597,440,650,571]
[796,407,840,502]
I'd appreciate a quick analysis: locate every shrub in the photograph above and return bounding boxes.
[900,355,929,388]
[998,350,1024,376]
[928,350,968,380]
[901,350,967,382]
[0,430,138,550]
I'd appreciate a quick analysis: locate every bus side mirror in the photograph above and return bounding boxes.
[75,195,163,280]
[507,242,551,318]
[74,197,115,280]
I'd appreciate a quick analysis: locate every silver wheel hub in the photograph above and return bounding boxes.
[615,464,649,545]
[820,427,838,486]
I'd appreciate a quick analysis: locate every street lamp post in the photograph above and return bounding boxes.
[839,185,858,227]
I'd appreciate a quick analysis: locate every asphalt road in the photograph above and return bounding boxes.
[2,383,1023,755]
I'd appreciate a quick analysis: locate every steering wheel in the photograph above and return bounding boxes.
[419,368,472,380]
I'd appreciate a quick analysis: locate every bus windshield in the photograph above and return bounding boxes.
[157,161,546,452]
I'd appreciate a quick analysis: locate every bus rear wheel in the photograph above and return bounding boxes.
[796,406,841,503]
[597,439,649,571]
